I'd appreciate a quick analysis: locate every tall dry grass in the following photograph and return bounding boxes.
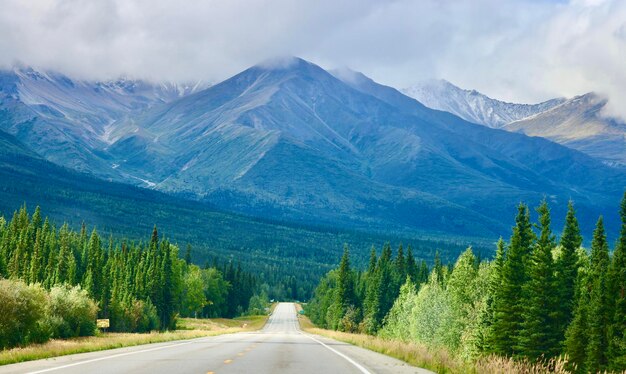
[475,355,572,374]
[297,306,579,374]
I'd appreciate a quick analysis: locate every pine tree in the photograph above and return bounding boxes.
[518,200,559,359]
[555,201,582,347]
[586,217,611,372]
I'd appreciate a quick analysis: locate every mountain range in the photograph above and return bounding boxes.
[403,79,626,166]
[0,58,624,240]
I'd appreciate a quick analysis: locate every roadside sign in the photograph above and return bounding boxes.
[97,319,110,329]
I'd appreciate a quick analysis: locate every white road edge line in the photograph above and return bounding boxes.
[26,340,199,374]
[299,332,372,374]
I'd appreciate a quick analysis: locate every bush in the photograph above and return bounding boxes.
[110,298,160,332]
[134,299,160,333]
[0,279,49,348]
[339,306,361,333]
[246,292,270,315]
[47,284,98,338]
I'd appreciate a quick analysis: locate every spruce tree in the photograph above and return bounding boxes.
[55,224,73,284]
[395,244,406,283]
[418,260,429,285]
[566,282,590,373]
[406,245,418,283]
[491,203,535,356]
[160,241,175,329]
[609,192,626,370]
[586,216,610,372]
[28,228,43,284]
[334,245,355,328]
[433,250,443,284]
[555,201,582,347]
[518,201,559,359]
[485,238,506,353]
[185,244,192,265]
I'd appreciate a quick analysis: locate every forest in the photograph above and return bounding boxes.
[0,139,483,302]
[306,193,626,373]
[0,206,265,349]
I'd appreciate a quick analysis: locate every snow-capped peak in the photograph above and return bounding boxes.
[402,79,566,128]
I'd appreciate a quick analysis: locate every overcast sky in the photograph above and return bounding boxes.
[1,0,625,116]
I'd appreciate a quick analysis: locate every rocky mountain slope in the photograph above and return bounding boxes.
[403,79,565,128]
[403,80,625,166]
[505,93,626,166]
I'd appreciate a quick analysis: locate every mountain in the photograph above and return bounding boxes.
[402,80,626,166]
[1,58,623,239]
[100,58,623,237]
[0,67,208,178]
[402,79,566,128]
[505,93,626,166]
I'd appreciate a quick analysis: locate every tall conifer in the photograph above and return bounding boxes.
[609,192,626,370]
[491,203,535,356]
[586,217,610,372]
[518,201,559,359]
[555,201,582,346]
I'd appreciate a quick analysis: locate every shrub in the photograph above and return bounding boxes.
[134,299,160,333]
[0,279,49,348]
[110,298,160,332]
[246,292,270,315]
[47,284,98,338]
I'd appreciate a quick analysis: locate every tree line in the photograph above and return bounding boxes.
[306,193,626,373]
[0,206,266,349]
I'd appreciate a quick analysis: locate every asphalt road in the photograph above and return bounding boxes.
[0,303,431,374]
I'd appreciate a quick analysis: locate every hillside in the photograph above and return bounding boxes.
[505,93,626,166]
[0,129,480,296]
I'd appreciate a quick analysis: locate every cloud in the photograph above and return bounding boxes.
[0,0,625,117]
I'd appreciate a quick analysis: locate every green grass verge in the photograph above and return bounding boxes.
[0,315,268,366]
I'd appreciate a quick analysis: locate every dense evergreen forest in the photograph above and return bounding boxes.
[307,193,626,373]
[0,206,266,349]
[0,138,485,301]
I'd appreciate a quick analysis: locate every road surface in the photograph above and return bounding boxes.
[0,303,431,374]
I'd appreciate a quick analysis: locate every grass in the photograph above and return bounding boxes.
[0,315,268,366]
[295,305,572,374]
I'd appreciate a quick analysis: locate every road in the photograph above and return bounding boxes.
[0,303,431,374]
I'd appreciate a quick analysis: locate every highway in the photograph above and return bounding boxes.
[0,303,431,374]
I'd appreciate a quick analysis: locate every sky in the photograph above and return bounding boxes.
[1,0,625,117]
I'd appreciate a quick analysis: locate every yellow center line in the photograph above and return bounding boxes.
[237,352,245,356]
[224,359,233,364]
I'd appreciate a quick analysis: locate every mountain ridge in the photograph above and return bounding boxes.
[402,79,567,128]
[0,58,623,238]
[402,79,626,166]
